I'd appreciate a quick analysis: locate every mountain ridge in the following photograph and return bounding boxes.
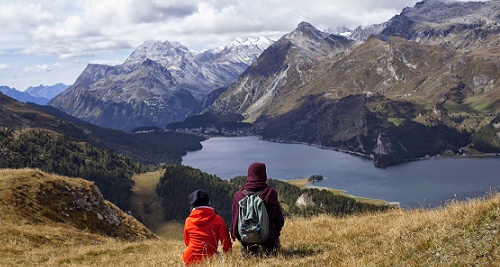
[49,37,273,132]
[208,21,355,122]
[0,84,68,105]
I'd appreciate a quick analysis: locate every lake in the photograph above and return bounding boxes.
[181,136,500,209]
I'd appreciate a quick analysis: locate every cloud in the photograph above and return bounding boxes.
[23,64,51,72]
[0,63,10,70]
[1,0,489,58]
[0,0,426,58]
[0,2,54,30]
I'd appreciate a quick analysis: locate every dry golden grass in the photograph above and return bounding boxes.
[130,170,185,240]
[1,169,498,267]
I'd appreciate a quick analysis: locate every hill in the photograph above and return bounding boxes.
[134,165,390,228]
[0,92,205,209]
[0,169,155,240]
[1,169,497,266]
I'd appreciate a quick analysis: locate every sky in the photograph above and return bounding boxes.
[0,0,486,91]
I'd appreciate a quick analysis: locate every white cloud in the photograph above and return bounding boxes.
[23,64,51,72]
[0,0,490,90]
[3,0,429,58]
[0,1,54,30]
[0,63,10,70]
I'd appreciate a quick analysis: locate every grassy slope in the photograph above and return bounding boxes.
[130,170,184,240]
[1,169,498,267]
[286,178,394,206]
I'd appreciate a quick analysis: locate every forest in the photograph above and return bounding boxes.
[0,128,143,209]
[471,116,500,153]
[156,165,391,225]
[30,103,205,165]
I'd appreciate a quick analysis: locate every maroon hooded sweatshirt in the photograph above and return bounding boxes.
[231,162,285,249]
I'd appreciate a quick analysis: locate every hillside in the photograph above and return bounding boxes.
[1,169,498,266]
[0,92,207,209]
[0,169,155,241]
[206,0,500,167]
[0,92,204,166]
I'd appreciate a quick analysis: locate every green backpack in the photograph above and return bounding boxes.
[237,190,270,244]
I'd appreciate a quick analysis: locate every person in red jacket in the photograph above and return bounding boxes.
[231,162,285,255]
[182,189,232,266]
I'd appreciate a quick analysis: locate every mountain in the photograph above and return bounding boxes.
[324,26,353,37]
[0,83,68,105]
[380,0,500,50]
[209,21,355,122]
[349,22,388,42]
[48,37,273,132]
[206,0,500,167]
[0,86,48,105]
[25,83,68,99]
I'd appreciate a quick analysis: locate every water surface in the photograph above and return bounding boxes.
[182,136,500,209]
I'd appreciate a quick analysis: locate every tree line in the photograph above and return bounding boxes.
[156,165,391,225]
[0,128,144,209]
[30,103,205,165]
[471,116,500,153]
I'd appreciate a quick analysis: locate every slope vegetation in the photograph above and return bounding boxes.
[1,169,498,266]
[0,169,155,241]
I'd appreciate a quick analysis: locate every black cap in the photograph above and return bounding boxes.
[188,189,210,207]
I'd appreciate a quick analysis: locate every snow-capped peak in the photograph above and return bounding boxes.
[213,37,274,53]
[325,26,353,37]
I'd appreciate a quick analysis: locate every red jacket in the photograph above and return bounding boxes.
[182,206,232,265]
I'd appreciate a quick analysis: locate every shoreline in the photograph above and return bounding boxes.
[255,135,500,166]
[285,178,400,208]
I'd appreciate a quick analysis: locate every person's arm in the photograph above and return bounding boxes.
[274,202,285,232]
[269,189,285,233]
[218,217,232,253]
[231,191,241,240]
[183,220,190,247]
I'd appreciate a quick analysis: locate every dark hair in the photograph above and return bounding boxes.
[188,189,210,207]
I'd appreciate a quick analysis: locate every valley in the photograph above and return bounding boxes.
[1,1,499,265]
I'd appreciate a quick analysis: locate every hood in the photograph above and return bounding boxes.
[241,162,279,205]
[243,162,268,191]
[187,206,217,225]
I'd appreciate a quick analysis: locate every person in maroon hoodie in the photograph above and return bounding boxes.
[231,162,285,255]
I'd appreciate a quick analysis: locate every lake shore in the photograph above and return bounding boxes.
[183,136,500,209]
[285,178,400,207]
[260,136,500,168]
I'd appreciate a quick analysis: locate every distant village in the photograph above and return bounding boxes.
[171,126,251,137]
[133,125,252,137]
